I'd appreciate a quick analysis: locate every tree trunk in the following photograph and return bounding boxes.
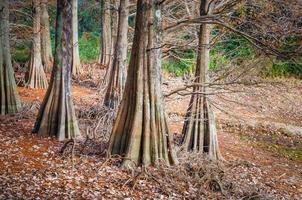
[40,0,53,73]
[108,0,177,167]
[27,0,48,89]
[72,0,82,76]
[99,0,112,67]
[103,0,128,109]
[33,0,80,141]
[111,0,119,51]
[0,0,21,114]
[181,0,221,160]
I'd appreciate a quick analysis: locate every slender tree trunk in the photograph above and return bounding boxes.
[111,0,119,55]
[40,0,53,73]
[27,0,48,89]
[33,0,80,141]
[181,0,221,160]
[103,0,128,109]
[72,0,82,76]
[108,0,177,167]
[0,0,21,114]
[99,0,112,67]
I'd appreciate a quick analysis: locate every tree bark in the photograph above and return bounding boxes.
[33,0,80,141]
[181,0,221,160]
[111,0,119,51]
[27,0,48,89]
[0,0,21,114]
[99,0,112,67]
[72,0,82,76]
[103,0,128,109]
[40,0,53,73]
[108,0,177,167]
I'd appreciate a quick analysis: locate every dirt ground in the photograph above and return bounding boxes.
[0,73,301,199]
[165,77,302,198]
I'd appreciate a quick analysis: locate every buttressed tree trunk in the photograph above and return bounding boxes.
[108,0,177,167]
[181,0,221,160]
[71,0,82,76]
[33,0,80,141]
[0,0,21,114]
[99,0,112,67]
[40,0,53,73]
[27,0,48,89]
[103,0,128,109]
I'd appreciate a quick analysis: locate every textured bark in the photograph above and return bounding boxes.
[111,0,119,54]
[99,0,112,67]
[103,0,128,109]
[71,0,82,76]
[40,0,53,73]
[27,0,48,89]
[0,0,21,114]
[108,0,177,167]
[33,0,80,141]
[181,0,221,160]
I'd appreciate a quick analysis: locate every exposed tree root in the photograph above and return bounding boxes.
[26,0,48,89]
[0,0,21,114]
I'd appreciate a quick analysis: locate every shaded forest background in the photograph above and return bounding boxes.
[11,0,302,78]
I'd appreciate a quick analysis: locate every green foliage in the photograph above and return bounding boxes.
[12,42,31,63]
[263,59,302,78]
[263,36,302,78]
[78,0,101,35]
[172,31,254,73]
[79,32,100,62]
[209,32,302,79]
[211,33,254,64]
[162,50,195,76]
[12,32,100,64]
[209,51,228,71]
[162,60,193,77]
[278,147,302,161]
[161,33,255,76]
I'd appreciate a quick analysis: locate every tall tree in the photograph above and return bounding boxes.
[40,0,53,73]
[111,0,119,55]
[103,0,128,109]
[0,0,21,114]
[108,0,177,167]
[27,0,48,89]
[181,0,221,160]
[99,0,112,67]
[33,0,80,141]
[71,0,82,76]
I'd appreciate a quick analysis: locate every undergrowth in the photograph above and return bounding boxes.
[79,32,100,62]
[12,32,100,64]
[11,31,302,79]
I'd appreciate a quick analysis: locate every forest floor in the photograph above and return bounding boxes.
[0,69,302,199]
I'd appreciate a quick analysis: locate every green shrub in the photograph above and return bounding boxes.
[79,32,100,62]
[50,31,100,63]
[265,36,302,78]
[209,51,228,71]
[162,50,195,76]
[263,59,302,78]
[213,34,254,59]
[12,42,31,63]
[162,59,194,76]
